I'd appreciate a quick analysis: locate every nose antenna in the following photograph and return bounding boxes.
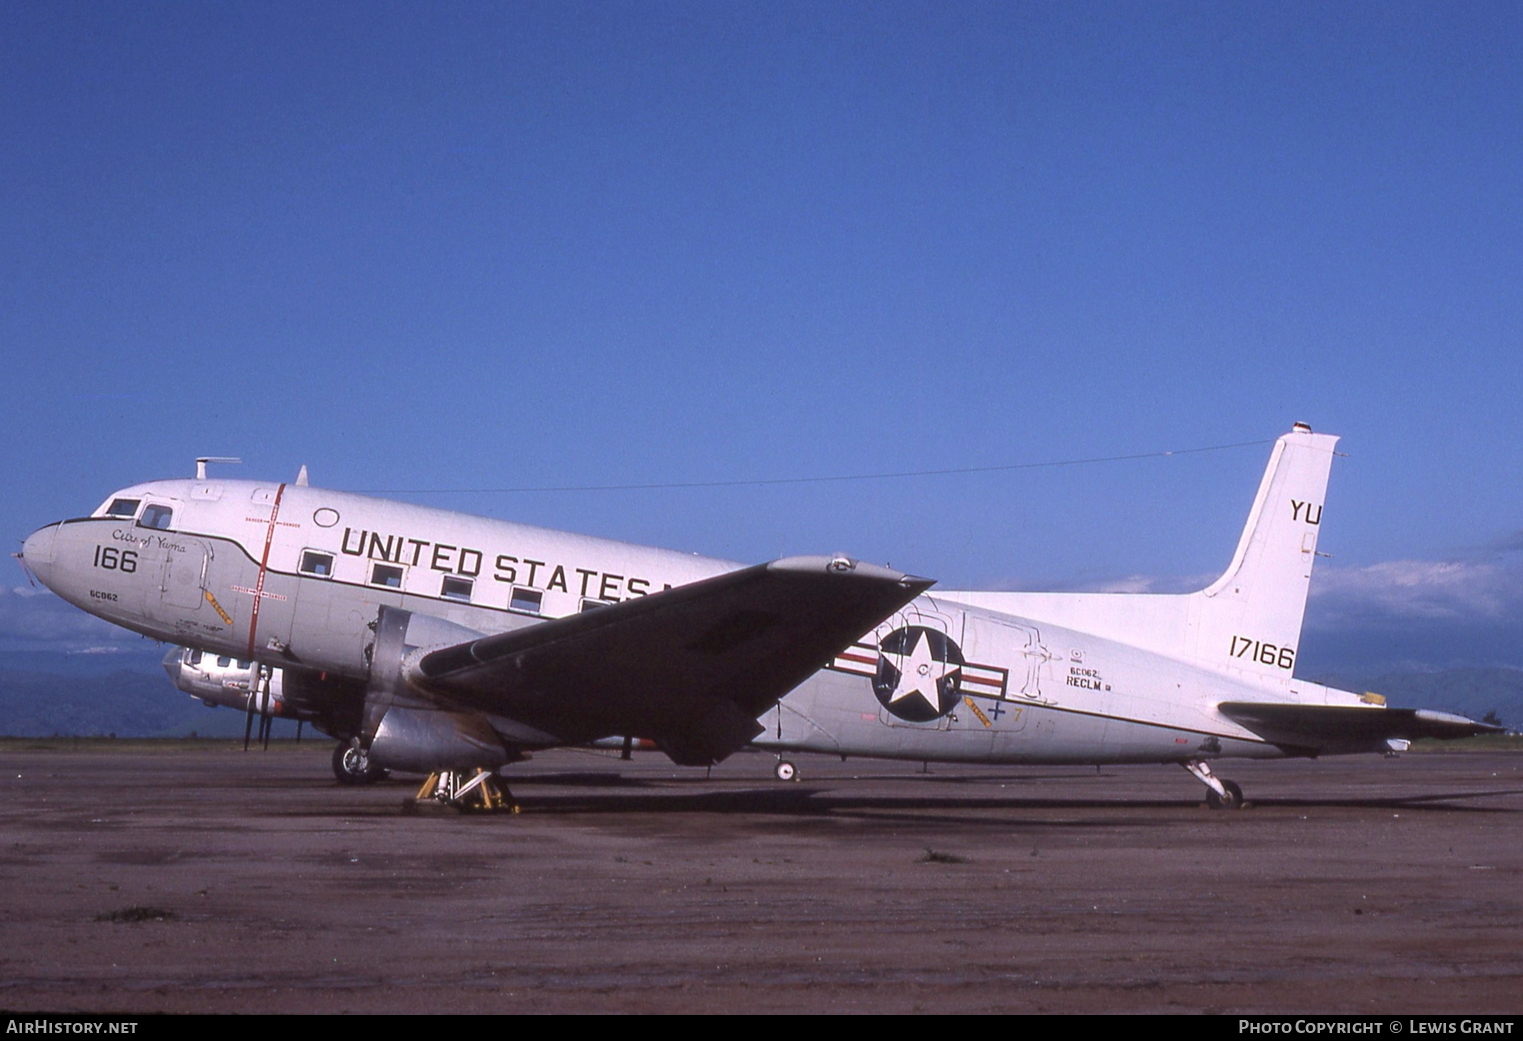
[12,549,37,587]
[195,457,242,480]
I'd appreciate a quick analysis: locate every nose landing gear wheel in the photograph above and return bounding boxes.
[774,759,797,782]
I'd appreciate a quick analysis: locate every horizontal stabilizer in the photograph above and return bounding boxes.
[414,556,933,766]
[1219,701,1502,755]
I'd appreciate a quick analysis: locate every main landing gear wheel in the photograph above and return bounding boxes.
[332,743,388,786]
[774,759,797,782]
[1206,779,1244,810]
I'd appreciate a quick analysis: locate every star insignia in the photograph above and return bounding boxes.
[885,628,961,715]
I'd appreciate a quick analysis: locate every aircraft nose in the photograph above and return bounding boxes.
[19,523,58,588]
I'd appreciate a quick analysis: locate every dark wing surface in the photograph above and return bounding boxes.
[1220,701,1502,755]
[414,556,932,765]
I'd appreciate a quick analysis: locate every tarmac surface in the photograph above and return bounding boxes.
[1,740,1521,1014]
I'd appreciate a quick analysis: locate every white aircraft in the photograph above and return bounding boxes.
[21,425,1494,809]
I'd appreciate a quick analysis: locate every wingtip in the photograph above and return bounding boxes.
[1413,708,1507,734]
[767,554,935,590]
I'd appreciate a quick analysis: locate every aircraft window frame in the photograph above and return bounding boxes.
[509,587,543,614]
[104,498,141,519]
[299,550,336,578]
[186,649,202,666]
[138,504,174,531]
[440,575,473,603]
[370,563,404,589]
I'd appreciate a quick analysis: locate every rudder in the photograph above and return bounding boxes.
[1190,423,1339,678]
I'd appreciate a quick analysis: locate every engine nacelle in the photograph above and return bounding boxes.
[163,647,286,714]
[165,646,369,740]
[361,606,513,774]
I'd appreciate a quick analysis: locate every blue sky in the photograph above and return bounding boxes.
[4,2,1522,671]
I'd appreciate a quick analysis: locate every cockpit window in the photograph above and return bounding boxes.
[138,504,174,530]
[105,498,141,518]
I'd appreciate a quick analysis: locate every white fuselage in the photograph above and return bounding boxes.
[25,471,1371,766]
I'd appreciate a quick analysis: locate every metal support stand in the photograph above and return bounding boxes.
[410,769,518,813]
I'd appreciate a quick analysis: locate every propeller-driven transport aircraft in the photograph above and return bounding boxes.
[21,425,1494,809]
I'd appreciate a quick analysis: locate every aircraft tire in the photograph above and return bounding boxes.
[332,743,387,786]
[774,760,797,782]
[1206,779,1244,810]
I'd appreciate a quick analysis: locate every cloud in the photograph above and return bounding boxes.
[991,549,1523,673]
[1083,575,1161,594]
[1477,529,1523,555]
[987,555,1521,624]
[1076,572,1217,595]
[1307,558,1521,627]
[0,585,141,651]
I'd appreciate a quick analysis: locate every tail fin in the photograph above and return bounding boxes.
[1190,424,1338,675]
[937,425,1339,679]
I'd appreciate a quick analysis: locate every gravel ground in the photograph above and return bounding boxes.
[1,742,1520,1014]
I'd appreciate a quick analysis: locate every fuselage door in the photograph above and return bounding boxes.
[161,537,210,611]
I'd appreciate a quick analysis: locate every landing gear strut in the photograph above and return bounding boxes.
[1183,760,1245,809]
[332,742,388,786]
[410,769,518,813]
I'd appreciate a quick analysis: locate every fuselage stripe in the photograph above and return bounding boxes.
[246,484,288,658]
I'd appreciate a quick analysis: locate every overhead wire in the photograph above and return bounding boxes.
[353,437,1276,496]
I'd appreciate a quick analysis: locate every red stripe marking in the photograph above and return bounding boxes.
[246,484,287,658]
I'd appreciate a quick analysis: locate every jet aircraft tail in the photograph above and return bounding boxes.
[940,425,1340,682]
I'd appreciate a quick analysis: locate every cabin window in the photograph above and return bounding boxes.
[370,563,404,588]
[440,576,473,602]
[510,587,543,613]
[580,598,612,612]
[299,550,335,578]
[138,504,174,530]
[186,649,202,665]
[105,498,140,518]
[217,656,232,668]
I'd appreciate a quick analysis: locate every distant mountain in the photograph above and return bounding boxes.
[0,651,303,739]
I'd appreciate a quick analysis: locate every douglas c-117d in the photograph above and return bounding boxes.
[20,425,1495,809]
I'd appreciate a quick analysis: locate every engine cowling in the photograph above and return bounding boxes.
[360,606,515,774]
[163,647,272,712]
[164,645,369,740]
